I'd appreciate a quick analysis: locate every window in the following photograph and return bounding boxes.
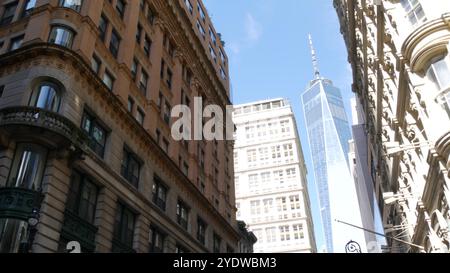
[7,143,47,190]
[0,2,18,26]
[185,0,193,14]
[279,225,290,241]
[176,200,189,230]
[196,20,205,39]
[127,96,134,112]
[147,7,156,25]
[209,44,217,63]
[293,224,304,240]
[136,108,145,125]
[166,68,173,89]
[401,0,426,26]
[22,0,36,17]
[98,15,108,41]
[144,36,151,57]
[29,82,61,113]
[131,58,138,80]
[29,82,60,112]
[139,70,148,94]
[213,233,221,253]
[162,138,169,153]
[197,3,206,22]
[426,56,450,110]
[220,67,226,80]
[66,170,98,224]
[163,102,171,124]
[59,0,83,12]
[81,111,107,158]
[152,176,167,211]
[266,227,277,243]
[0,85,4,98]
[91,55,101,74]
[109,29,121,58]
[149,226,165,253]
[48,26,75,48]
[112,203,136,252]
[209,28,216,46]
[160,59,165,78]
[197,217,206,245]
[115,0,126,19]
[103,70,114,91]
[120,148,140,188]
[9,35,24,51]
[136,24,142,43]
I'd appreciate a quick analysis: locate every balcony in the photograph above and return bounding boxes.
[61,210,98,252]
[0,187,43,221]
[0,106,88,151]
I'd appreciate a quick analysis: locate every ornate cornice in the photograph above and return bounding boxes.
[402,13,450,75]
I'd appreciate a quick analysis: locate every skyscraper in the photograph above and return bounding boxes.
[301,36,367,253]
[233,98,316,253]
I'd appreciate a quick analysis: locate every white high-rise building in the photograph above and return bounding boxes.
[233,98,316,253]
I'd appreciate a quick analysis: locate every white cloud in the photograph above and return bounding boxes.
[229,42,241,55]
[245,13,263,43]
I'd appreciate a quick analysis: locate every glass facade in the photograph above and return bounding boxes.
[302,78,365,253]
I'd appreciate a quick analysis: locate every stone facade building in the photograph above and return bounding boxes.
[0,0,239,253]
[233,98,316,253]
[334,0,450,252]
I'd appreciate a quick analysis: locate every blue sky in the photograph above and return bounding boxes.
[203,0,355,251]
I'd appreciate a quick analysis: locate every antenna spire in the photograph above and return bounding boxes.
[308,34,321,79]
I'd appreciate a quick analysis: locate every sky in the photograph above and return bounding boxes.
[203,0,356,252]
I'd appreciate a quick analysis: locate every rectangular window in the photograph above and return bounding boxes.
[66,170,98,224]
[22,0,36,18]
[128,96,134,112]
[98,14,108,41]
[209,27,216,46]
[136,24,142,43]
[9,35,24,51]
[196,20,205,39]
[266,227,277,243]
[185,0,193,14]
[112,203,136,252]
[144,36,151,57]
[293,224,304,240]
[197,217,206,245]
[139,70,148,94]
[197,2,206,22]
[103,70,114,91]
[81,111,107,158]
[116,0,126,19]
[162,138,169,153]
[131,58,138,80]
[163,102,171,124]
[152,176,167,211]
[1,1,18,26]
[213,233,221,253]
[176,200,189,230]
[166,68,173,89]
[136,108,145,125]
[147,7,156,25]
[109,29,121,58]
[91,55,101,74]
[149,226,165,253]
[120,148,140,188]
[279,225,290,241]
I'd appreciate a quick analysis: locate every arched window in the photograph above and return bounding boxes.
[29,82,61,112]
[59,0,83,12]
[48,26,75,48]
[7,143,48,190]
[426,56,450,112]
